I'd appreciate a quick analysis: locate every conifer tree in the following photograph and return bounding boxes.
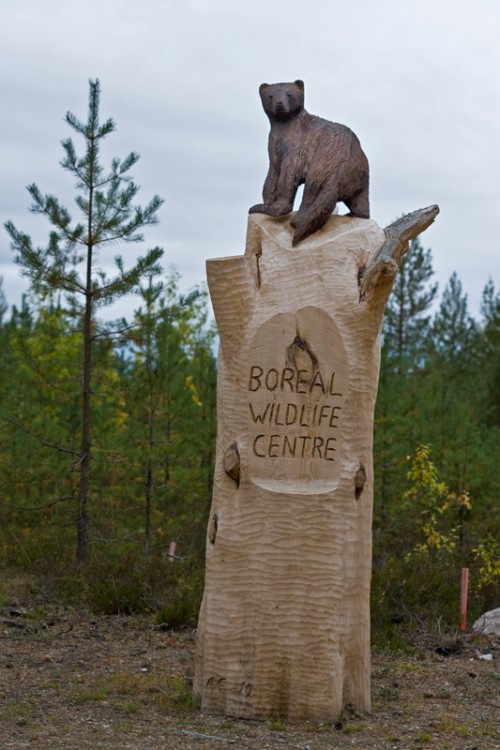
[382,237,438,373]
[125,274,216,558]
[375,237,438,514]
[0,276,7,325]
[479,279,500,427]
[432,272,477,363]
[4,80,164,564]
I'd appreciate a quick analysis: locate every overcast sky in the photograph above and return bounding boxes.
[1,0,499,320]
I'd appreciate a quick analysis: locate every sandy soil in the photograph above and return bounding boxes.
[0,597,498,749]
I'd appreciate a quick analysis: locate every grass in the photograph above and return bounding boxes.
[269,717,289,731]
[341,722,363,734]
[70,669,200,716]
[414,730,433,743]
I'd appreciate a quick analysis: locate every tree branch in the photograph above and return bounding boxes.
[0,496,73,512]
[0,414,81,457]
[359,205,440,301]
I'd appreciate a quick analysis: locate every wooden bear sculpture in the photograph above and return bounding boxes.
[249,79,370,245]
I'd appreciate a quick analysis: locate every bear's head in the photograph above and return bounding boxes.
[259,80,304,120]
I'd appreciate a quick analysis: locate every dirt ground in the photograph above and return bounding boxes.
[1,588,498,750]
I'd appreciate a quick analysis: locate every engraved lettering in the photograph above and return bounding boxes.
[247,362,344,467]
[285,403,297,425]
[329,406,341,426]
[274,404,285,426]
[329,371,342,397]
[298,435,311,457]
[312,436,324,458]
[282,435,297,457]
[250,433,340,460]
[296,369,309,393]
[249,365,263,391]
[265,368,279,391]
[299,404,309,427]
[319,405,331,425]
[246,312,347,485]
[310,370,326,394]
[249,402,272,424]
[253,434,266,457]
[281,367,295,392]
[248,365,343,395]
[268,434,280,457]
[325,436,337,460]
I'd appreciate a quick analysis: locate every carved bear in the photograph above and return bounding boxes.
[249,80,370,245]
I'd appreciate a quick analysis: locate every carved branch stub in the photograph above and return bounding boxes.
[359,204,440,301]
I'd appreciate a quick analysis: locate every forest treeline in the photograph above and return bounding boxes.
[1,241,498,640]
[0,81,498,641]
[0,271,217,624]
[372,239,499,640]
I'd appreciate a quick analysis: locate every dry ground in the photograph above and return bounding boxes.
[0,586,498,750]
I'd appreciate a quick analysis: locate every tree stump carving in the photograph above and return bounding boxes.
[195,206,439,721]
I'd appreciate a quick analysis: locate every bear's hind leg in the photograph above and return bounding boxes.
[290,181,322,229]
[345,189,370,220]
[292,181,338,245]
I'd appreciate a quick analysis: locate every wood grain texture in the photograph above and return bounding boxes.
[194,211,434,721]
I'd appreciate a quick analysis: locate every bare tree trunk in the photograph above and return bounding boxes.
[77,277,93,566]
[195,207,438,721]
[144,401,155,557]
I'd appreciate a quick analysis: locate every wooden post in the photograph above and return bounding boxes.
[194,207,439,722]
[460,567,469,631]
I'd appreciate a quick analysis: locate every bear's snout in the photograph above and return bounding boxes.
[272,95,292,118]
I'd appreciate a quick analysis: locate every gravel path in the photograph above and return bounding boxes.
[1,602,498,749]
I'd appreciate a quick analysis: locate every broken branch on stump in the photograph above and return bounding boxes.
[359,204,440,301]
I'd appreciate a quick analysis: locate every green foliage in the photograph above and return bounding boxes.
[383,237,438,371]
[1,174,499,651]
[81,548,203,619]
[4,79,164,565]
[156,570,204,629]
[473,534,500,591]
[373,240,500,642]
[171,673,201,714]
[403,444,471,558]
[269,717,289,731]
[121,273,217,558]
[5,81,164,306]
[0,274,215,621]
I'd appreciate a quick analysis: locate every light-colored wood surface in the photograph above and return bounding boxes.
[194,208,438,721]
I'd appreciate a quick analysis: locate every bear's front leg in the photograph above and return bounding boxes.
[250,200,294,217]
[249,195,295,216]
[265,156,301,215]
[249,158,298,217]
[249,203,267,214]
[249,163,282,215]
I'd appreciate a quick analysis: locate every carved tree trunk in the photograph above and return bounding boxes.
[194,207,439,722]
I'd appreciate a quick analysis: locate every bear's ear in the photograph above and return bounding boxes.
[294,80,305,91]
[259,83,269,94]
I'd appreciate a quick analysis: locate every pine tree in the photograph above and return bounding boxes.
[4,80,164,564]
[432,272,477,364]
[375,236,438,520]
[425,273,479,486]
[479,279,500,426]
[124,274,216,558]
[0,277,7,325]
[382,237,438,374]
